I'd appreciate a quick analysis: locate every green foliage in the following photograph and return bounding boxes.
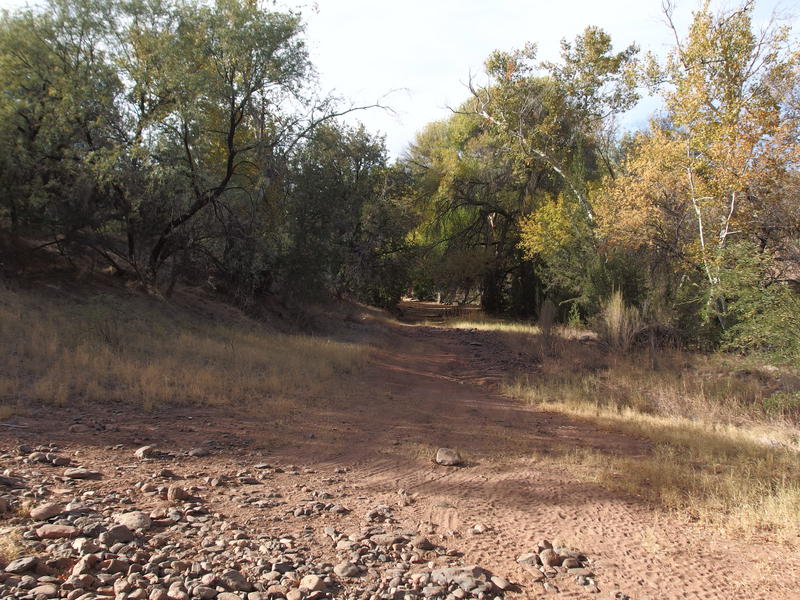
[0,0,415,307]
[566,302,583,328]
[1,0,797,370]
[761,391,800,421]
[403,26,640,317]
[281,123,415,307]
[719,243,800,363]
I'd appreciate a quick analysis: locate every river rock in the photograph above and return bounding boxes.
[300,574,326,591]
[434,448,463,466]
[334,561,360,577]
[36,524,79,539]
[4,556,38,574]
[539,548,561,567]
[29,583,58,596]
[412,535,435,550]
[30,503,64,521]
[220,569,253,592]
[134,445,158,459]
[64,468,101,479]
[115,511,151,530]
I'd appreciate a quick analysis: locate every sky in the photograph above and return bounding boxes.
[300,0,799,157]
[1,0,797,157]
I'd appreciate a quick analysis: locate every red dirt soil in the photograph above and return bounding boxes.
[2,302,798,599]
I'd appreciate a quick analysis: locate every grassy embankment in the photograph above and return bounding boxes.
[0,284,367,417]
[445,313,800,541]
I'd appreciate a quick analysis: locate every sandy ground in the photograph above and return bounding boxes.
[3,302,799,599]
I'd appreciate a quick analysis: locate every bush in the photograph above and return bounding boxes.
[719,243,800,364]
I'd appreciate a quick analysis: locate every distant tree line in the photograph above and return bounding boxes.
[1,0,798,359]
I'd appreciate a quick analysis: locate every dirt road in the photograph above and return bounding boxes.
[3,305,798,599]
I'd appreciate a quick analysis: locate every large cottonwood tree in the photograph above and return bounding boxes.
[596,0,800,328]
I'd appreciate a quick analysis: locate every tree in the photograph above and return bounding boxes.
[0,0,389,303]
[282,123,385,297]
[597,0,800,331]
[401,29,639,315]
[0,0,120,241]
[403,108,541,312]
[468,28,638,222]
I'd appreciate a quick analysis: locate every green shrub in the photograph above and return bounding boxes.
[719,243,800,364]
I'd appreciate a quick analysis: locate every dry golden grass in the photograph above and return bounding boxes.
[0,285,368,414]
[564,439,800,541]
[0,528,24,567]
[444,316,540,335]
[497,326,800,540]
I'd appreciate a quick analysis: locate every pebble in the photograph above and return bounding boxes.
[0,444,626,600]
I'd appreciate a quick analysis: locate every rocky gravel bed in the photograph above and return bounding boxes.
[1,443,623,600]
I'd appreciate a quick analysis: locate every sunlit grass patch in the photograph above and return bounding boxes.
[446,317,541,335]
[496,319,800,540]
[0,285,368,413]
[509,369,800,539]
[562,434,800,541]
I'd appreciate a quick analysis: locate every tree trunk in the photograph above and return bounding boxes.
[481,269,503,313]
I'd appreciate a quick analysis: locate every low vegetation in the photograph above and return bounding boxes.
[432,306,800,538]
[0,284,367,414]
[494,323,800,539]
[0,527,23,566]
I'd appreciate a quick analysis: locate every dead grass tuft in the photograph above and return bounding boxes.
[595,290,643,352]
[0,528,24,567]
